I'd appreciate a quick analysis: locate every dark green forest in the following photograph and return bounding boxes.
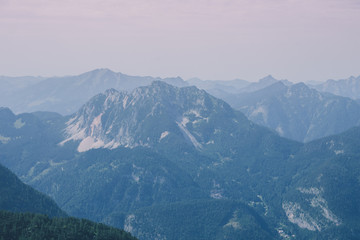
[0,211,137,240]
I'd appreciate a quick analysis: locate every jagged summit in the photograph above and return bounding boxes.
[59,81,252,152]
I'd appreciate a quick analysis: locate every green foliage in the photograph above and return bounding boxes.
[0,211,137,240]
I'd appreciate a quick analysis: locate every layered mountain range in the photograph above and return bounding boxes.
[0,69,186,115]
[1,81,360,239]
[226,82,360,142]
[2,69,359,143]
[190,74,360,142]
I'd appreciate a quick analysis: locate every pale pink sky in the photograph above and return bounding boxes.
[1,0,360,82]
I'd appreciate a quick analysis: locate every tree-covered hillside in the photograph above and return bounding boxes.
[0,163,65,217]
[0,211,137,240]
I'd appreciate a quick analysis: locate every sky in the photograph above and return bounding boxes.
[1,0,360,82]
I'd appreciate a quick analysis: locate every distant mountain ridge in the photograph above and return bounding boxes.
[221,81,360,142]
[311,75,360,99]
[187,77,250,94]
[188,75,292,100]
[0,69,188,115]
[0,69,294,116]
[240,75,292,92]
[1,69,359,117]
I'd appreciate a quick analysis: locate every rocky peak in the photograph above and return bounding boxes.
[59,81,248,153]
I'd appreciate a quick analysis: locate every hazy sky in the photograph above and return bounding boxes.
[1,0,360,82]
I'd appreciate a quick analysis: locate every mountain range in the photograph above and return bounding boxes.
[0,69,187,115]
[310,75,360,100]
[225,81,360,142]
[1,81,360,239]
[0,71,286,117]
[3,69,359,143]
